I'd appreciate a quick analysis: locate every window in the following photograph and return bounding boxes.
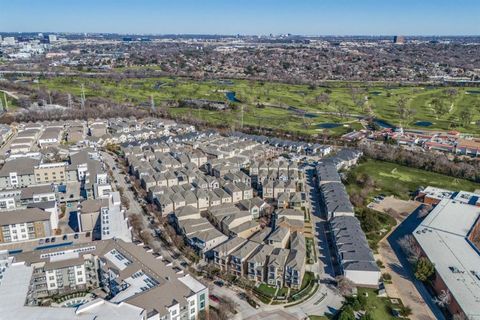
[77,271,83,275]
[49,276,55,280]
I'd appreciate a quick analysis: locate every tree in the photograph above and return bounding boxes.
[336,275,355,296]
[398,235,422,263]
[338,306,355,320]
[359,313,373,320]
[459,108,473,127]
[418,204,432,218]
[433,289,451,307]
[414,257,435,282]
[431,98,449,117]
[399,305,413,317]
[334,102,350,119]
[396,96,416,124]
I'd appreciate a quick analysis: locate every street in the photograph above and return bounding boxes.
[101,151,188,267]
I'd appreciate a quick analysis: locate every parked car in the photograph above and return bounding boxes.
[62,235,68,241]
[213,280,224,287]
[38,239,45,245]
[45,238,50,243]
[74,233,79,239]
[51,237,56,243]
[209,295,220,303]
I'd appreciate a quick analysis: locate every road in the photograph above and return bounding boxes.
[0,89,19,100]
[211,281,342,320]
[304,166,336,279]
[0,126,16,156]
[101,151,188,267]
[383,206,445,320]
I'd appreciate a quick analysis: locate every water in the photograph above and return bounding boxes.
[304,113,318,118]
[415,121,433,127]
[370,91,382,96]
[226,91,241,102]
[373,118,395,129]
[318,123,341,129]
[466,90,480,95]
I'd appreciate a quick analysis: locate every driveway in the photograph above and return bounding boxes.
[381,206,445,320]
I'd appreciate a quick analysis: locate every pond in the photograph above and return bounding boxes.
[373,118,396,129]
[304,113,318,118]
[226,91,241,103]
[466,90,480,95]
[414,121,433,127]
[318,123,341,129]
[370,91,382,96]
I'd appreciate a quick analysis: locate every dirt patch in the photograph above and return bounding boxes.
[368,196,421,221]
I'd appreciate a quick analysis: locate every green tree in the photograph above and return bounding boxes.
[459,108,473,127]
[359,312,373,320]
[396,97,415,124]
[399,305,413,317]
[431,98,449,117]
[414,257,435,281]
[339,306,356,320]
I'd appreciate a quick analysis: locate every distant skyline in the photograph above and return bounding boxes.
[1,0,479,36]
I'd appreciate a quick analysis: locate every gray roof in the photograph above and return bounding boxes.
[320,182,354,215]
[231,240,260,261]
[0,158,40,176]
[330,216,378,272]
[0,208,50,225]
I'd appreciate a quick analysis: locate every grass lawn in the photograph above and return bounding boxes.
[346,159,480,201]
[255,283,277,297]
[35,76,480,136]
[277,287,289,297]
[0,92,17,110]
[345,158,480,250]
[357,288,407,320]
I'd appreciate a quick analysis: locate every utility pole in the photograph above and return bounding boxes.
[3,92,7,111]
[150,95,155,112]
[80,84,86,110]
[240,105,244,129]
[67,93,73,109]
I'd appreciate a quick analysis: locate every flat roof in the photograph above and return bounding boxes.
[413,199,480,318]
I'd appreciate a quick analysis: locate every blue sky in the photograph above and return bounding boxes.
[0,0,479,35]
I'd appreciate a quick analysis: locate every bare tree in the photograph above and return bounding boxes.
[397,235,422,263]
[433,289,451,308]
[336,275,355,296]
[418,204,432,218]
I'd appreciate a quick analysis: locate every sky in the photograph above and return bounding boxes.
[0,0,479,36]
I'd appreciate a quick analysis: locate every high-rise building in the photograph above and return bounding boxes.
[393,35,406,44]
[47,34,57,43]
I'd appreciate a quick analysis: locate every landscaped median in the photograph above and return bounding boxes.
[306,237,317,264]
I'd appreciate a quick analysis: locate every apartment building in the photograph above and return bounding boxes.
[34,162,67,184]
[0,208,51,243]
[8,239,209,320]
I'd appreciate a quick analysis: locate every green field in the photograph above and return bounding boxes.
[0,91,17,110]
[35,76,480,136]
[347,159,480,200]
